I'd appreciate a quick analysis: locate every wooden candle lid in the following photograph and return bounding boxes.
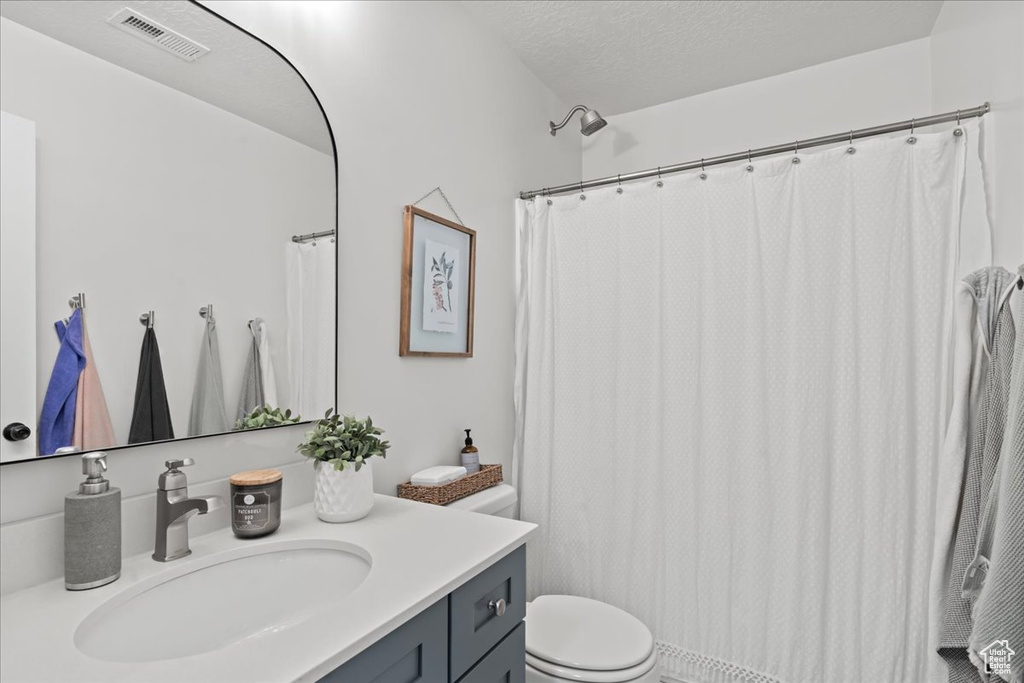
[230,469,283,486]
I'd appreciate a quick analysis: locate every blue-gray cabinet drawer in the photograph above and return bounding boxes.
[319,597,448,683]
[457,622,525,683]
[449,545,526,681]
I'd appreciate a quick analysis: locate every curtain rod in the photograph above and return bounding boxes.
[292,229,335,243]
[519,102,990,200]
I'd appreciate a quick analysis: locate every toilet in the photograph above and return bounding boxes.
[448,485,661,683]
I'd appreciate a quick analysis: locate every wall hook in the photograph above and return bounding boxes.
[139,311,154,329]
[199,304,214,321]
[68,293,86,310]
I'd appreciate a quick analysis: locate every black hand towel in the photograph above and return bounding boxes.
[128,328,174,444]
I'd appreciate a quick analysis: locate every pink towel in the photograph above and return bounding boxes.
[72,316,116,450]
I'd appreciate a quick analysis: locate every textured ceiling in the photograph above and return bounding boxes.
[0,0,332,155]
[462,0,944,115]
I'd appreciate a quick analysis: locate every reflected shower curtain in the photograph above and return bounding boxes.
[286,240,335,418]
[515,128,973,683]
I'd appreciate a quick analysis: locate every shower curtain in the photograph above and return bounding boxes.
[286,240,335,418]
[515,126,975,683]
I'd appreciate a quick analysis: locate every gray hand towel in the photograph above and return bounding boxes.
[188,316,228,436]
[236,319,266,421]
[128,328,174,444]
[939,267,1018,683]
[968,266,1024,683]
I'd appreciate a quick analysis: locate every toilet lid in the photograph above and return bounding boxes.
[526,648,660,683]
[526,595,654,671]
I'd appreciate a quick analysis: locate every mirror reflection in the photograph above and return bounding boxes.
[0,1,336,464]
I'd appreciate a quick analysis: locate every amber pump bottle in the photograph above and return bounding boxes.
[461,429,480,474]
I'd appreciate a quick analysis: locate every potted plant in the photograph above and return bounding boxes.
[297,409,390,523]
[235,405,300,431]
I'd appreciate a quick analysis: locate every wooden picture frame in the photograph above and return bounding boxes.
[400,206,476,357]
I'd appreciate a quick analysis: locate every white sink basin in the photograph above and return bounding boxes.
[74,540,371,663]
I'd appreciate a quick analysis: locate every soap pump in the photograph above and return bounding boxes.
[461,429,480,474]
[64,452,121,590]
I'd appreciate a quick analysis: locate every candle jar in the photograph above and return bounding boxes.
[229,469,282,538]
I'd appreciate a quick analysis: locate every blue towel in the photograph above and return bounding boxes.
[38,309,86,456]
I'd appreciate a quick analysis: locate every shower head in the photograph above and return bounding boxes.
[549,105,607,137]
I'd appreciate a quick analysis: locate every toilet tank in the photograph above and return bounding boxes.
[446,484,517,518]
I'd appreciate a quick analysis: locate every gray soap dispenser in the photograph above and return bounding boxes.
[64,452,121,590]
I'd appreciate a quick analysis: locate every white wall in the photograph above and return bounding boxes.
[581,38,933,180]
[0,17,334,447]
[930,0,1024,267]
[202,0,581,496]
[0,0,578,593]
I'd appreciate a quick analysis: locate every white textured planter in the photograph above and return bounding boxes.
[313,459,374,523]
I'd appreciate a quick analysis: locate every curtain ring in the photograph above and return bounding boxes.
[746,149,754,172]
[847,130,856,154]
[656,166,663,188]
[700,158,707,180]
[579,181,586,200]
[908,118,917,144]
[956,109,961,125]
[616,174,623,194]
[792,140,801,164]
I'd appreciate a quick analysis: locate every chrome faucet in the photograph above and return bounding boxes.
[153,458,223,562]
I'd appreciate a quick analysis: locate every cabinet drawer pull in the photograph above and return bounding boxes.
[488,598,507,616]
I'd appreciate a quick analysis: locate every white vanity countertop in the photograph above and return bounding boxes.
[0,494,537,682]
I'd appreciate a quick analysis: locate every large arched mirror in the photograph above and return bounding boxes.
[0,0,336,464]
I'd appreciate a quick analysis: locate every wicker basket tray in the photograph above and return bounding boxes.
[397,464,503,506]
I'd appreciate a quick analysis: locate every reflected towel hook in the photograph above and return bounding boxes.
[139,311,154,329]
[68,293,85,310]
[199,304,214,321]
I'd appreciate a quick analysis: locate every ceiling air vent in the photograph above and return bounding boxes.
[107,8,210,62]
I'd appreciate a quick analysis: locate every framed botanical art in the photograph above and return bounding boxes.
[400,206,476,357]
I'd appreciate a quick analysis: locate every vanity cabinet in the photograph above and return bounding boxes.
[320,546,526,683]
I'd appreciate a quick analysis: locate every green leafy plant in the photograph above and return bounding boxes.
[297,409,390,472]
[430,251,455,312]
[235,405,301,431]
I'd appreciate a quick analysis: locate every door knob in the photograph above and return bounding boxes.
[3,423,31,442]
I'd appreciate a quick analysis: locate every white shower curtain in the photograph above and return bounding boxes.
[515,127,973,683]
[286,241,335,419]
